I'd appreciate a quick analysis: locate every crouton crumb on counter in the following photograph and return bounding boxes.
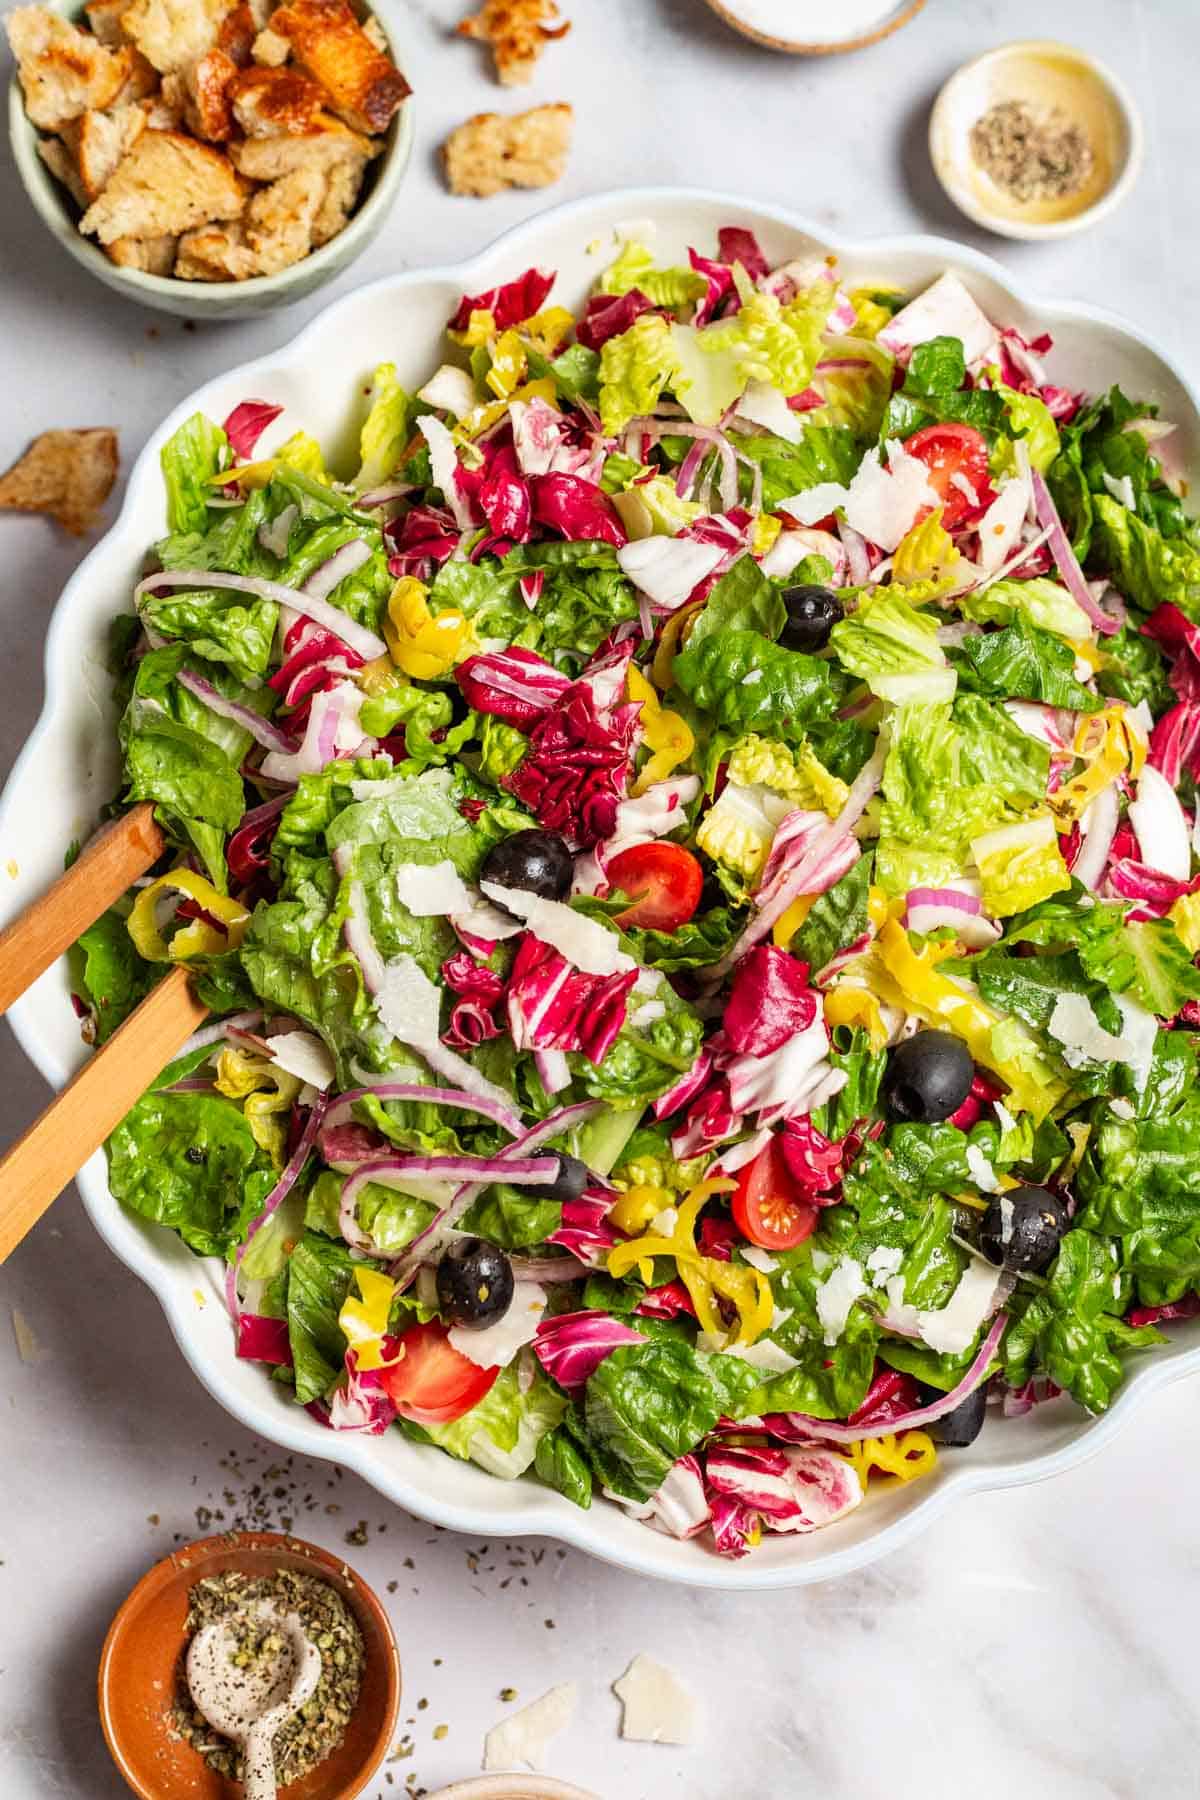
[6,0,409,284]
[0,429,118,535]
[443,101,573,196]
[456,0,570,87]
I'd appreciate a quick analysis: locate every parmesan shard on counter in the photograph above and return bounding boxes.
[612,1653,696,1746]
[482,1682,577,1772]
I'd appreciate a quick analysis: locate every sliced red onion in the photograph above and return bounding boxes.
[905,884,999,946]
[629,417,739,512]
[534,1047,572,1095]
[675,438,707,500]
[176,669,296,754]
[772,1314,1007,1444]
[508,1254,585,1283]
[180,1010,265,1056]
[1030,470,1119,637]
[322,1081,522,1139]
[135,567,386,661]
[162,1076,219,1095]
[226,1095,327,1322]
[356,483,415,509]
[301,537,373,602]
[837,519,870,586]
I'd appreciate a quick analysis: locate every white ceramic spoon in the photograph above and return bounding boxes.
[186,1601,323,1800]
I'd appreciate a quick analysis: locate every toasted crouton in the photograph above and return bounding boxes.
[111,47,159,104]
[228,64,325,136]
[0,428,118,535]
[175,219,259,278]
[456,0,569,87]
[270,0,408,134]
[75,102,147,200]
[443,101,571,197]
[79,129,245,242]
[228,114,375,178]
[182,46,237,139]
[138,79,184,128]
[217,0,257,63]
[120,0,237,74]
[36,133,88,207]
[242,164,322,271]
[106,232,178,272]
[6,6,133,127]
[310,148,363,244]
[251,24,290,64]
[83,0,130,45]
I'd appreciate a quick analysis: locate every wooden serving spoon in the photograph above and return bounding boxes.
[0,805,210,1263]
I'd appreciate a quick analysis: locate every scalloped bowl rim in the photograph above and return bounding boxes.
[4,186,1199,1589]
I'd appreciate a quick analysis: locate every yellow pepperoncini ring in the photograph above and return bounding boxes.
[384,576,473,679]
[651,600,703,691]
[626,664,695,795]
[459,376,558,441]
[1049,705,1144,828]
[823,985,891,1052]
[337,1267,400,1373]
[607,1179,774,1346]
[610,1185,675,1235]
[485,329,528,400]
[867,885,893,931]
[520,306,576,356]
[214,1048,302,1167]
[891,507,960,591]
[1170,889,1200,954]
[772,894,815,947]
[751,514,782,558]
[843,1431,937,1486]
[447,306,498,347]
[127,869,250,963]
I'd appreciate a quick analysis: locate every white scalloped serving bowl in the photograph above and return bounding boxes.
[4,188,1199,1589]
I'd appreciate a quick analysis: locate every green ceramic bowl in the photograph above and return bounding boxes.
[7,0,413,319]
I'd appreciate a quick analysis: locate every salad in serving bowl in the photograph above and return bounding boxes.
[27,197,1200,1573]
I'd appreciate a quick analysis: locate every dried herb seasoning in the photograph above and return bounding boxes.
[169,1566,365,1785]
[969,98,1094,204]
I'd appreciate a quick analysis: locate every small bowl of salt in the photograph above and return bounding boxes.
[930,40,1143,240]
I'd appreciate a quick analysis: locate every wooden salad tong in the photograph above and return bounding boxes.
[0,804,209,1262]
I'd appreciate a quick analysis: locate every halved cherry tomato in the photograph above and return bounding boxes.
[903,423,992,530]
[732,1138,818,1252]
[378,1321,498,1424]
[608,842,703,932]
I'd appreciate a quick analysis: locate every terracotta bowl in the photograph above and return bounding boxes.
[98,1531,401,1800]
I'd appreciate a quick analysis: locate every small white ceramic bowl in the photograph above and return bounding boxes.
[930,39,1143,241]
[3,188,1199,1590]
[6,0,414,319]
[426,1780,598,1800]
[703,0,925,54]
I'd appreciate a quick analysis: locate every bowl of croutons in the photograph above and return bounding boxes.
[6,0,413,316]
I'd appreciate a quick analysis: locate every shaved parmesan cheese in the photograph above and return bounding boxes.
[918,1259,1001,1355]
[1129,764,1192,881]
[394,860,476,917]
[723,1337,800,1373]
[1048,992,1134,1067]
[865,1244,903,1287]
[965,1142,1001,1193]
[629,999,666,1027]
[759,525,847,582]
[739,1244,778,1274]
[451,898,524,943]
[448,1283,546,1369]
[612,1655,695,1746]
[1115,993,1157,1096]
[977,476,1030,572]
[779,441,939,552]
[737,379,804,445]
[616,534,725,609]
[815,1255,867,1345]
[481,881,636,975]
[878,271,1000,367]
[416,413,473,531]
[1110,1096,1136,1120]
[994,1101,1018,1137]
[375,951,442,1046]
[267,1030,336,1090]
[417,363,476,418]
[1102,470,1137,511]
[483,1683,577,1772]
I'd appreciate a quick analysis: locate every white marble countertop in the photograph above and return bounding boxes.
[2,1,1199,1795]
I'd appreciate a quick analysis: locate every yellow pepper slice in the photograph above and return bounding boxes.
[385,577,473,679]
[843,1431,937,1485]
[651,600,703,691]
[1170,889,1200,954]
[127,869,250,963]
[772,894,814,947]
[459,377,557,441]
[751,514,782,558]
[610,1186,674,1235]
[214,1047,301,1167]
[447,306,498,347]
[626,664,695,795]
[486,329,528,400]
[607,1178,774,1346]
[521,306,576,356]
[337,1267,400,1373]
[1049,705,1144,828]
[823,985,891,1051]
